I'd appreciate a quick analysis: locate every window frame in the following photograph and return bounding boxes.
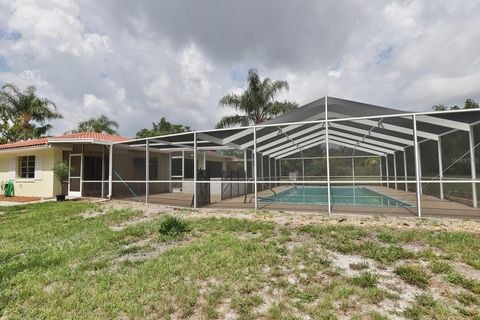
[18,155,36,179]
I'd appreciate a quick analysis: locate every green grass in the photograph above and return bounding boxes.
[429,261,453,274]
[394,264,431,289]
[349,261,369,270]
[444,273,480,294]
[158,214,190,238]
[350,272,378,288]
[1,202,480,319]
[299,224,480,269]
[404,294,454,319]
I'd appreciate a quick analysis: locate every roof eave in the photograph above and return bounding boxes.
[0,144,51,153]
[48,138,116,145]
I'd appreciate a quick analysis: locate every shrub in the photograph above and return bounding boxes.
[52,161,70,185]
[158,215,190,236]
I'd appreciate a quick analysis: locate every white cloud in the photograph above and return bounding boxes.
[0,0,479,137]
[6,0,111,58]
[328,70,341,79]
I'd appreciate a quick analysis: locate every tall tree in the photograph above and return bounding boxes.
[432,99,479,111]
[70,115,119,135]
[432,104,448,111]
[216,68,297,128]
[0,105,20,143]
[136,117,191,138]
[464,98,479,109]
[0,83,62,140]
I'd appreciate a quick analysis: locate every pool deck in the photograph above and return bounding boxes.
[137,185,480,218]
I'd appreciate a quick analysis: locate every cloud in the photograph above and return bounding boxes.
[0,0,479,137]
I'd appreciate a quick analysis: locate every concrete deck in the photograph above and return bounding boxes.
[134,185,480,218]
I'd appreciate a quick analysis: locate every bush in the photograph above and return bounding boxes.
[158,215,190,236]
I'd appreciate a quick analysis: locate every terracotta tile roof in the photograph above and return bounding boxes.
[0,137,50,150]
[48,132,130,142]
[0,132,130,150]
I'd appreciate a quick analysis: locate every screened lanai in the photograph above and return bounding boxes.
[107,96,480,218]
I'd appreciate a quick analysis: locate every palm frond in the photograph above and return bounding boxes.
[215,114,251,129]
[219,94,242,109]
[75,115,119,134]
[266,101,298,117]
[1,83,21,96]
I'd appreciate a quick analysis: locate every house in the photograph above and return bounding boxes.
[0,132,128,198]
[0,132,236,199]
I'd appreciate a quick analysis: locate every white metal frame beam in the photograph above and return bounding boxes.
[269,135,326,158]
[228,113,325,146]
[413,115,471,131]
[469,129,478,208]
[328,112,439,141]
[328,136,396,154]
[239,124,301,149]
[413,115,422,217]
[264,131,325,156]
[327,140,385,157]
[256,123,324,152]
[276,137,385,159]
[329,130,404,151]
[330,123,415,146]
[197,132,244,151]
[275,139,326,159]
[265,128,399,157]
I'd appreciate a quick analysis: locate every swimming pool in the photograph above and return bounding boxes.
[260,186,412,208]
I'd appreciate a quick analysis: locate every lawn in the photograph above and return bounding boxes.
[1,201,480,319]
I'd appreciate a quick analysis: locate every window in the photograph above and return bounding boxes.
[19,155,35,179]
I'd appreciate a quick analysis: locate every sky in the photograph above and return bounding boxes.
[0,0,479,137]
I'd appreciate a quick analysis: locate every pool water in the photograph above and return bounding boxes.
[260,186,412,208]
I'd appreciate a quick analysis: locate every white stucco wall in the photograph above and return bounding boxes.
[0,147,63,198]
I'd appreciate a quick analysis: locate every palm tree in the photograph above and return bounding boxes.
[0,83,62,140]
[70,115,119,135]
[216,69,298,128]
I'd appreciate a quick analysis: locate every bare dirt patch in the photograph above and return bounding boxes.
[115,238,192,263]
[329,251,423,317]
[102,200,480,233]
[217,298,238,320]
[451,260,480,282]
[79,209,107,218]
[101,200,179,230]
[0,195,42,203]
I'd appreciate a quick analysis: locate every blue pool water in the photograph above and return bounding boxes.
[260,186,412,208]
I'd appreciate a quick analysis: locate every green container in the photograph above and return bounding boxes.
[4,180,14,197]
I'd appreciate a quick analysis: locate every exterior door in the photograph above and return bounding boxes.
[68,154,82,197]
